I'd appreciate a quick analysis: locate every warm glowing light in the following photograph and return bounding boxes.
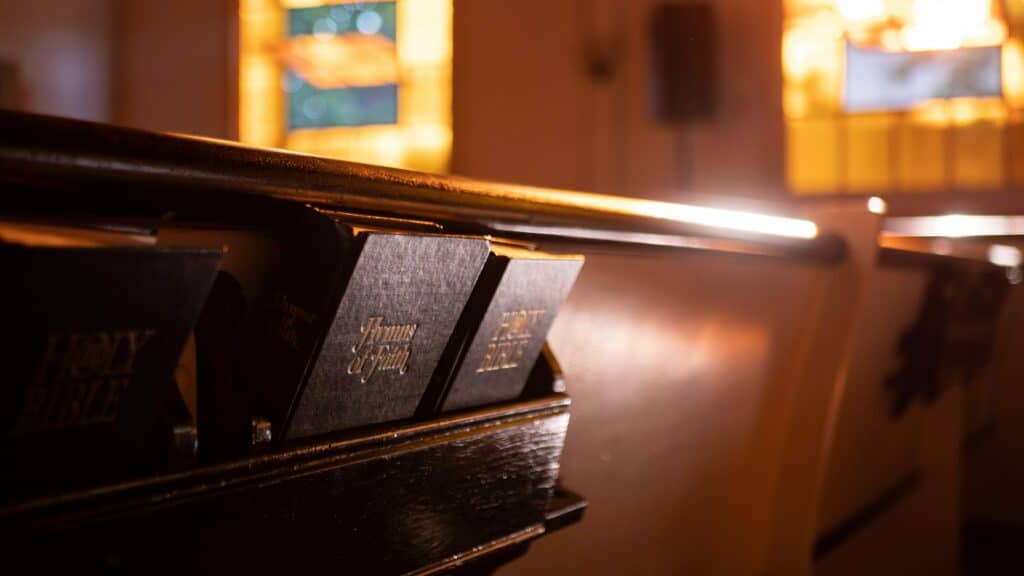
[1006,39,1024,107]
[239,0,453,172]
[867,196,887,214]
[784,0,1022,195]
[884,214,1024,237]
[988,244,1023,267]
[281,34,399,88]
[285,123,451,169]
[901,0,1007,51]
[631,201,819,239]
[239,0,284,148]
[835,0,886,25]
[398,0,452,67]
[488,188,818,239]
[830,0,1010,52]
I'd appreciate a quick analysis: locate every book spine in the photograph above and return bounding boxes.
[258,209,358,442]
[417,253,510,416]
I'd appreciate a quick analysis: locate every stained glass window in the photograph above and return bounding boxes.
[240,0,452,172]
[284,3,398,129]
[783,0,1024,194]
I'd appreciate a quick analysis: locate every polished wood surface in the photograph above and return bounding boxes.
[0,111,843,262]
[1,394,571,573]
[501,204,1012,576]
[505,246,846,575]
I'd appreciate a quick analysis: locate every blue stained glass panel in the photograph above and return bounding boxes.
[285,2,399,130]
[845,43,1003,113]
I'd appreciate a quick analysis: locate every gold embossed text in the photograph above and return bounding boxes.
[14,329,155,433]
[476,309,544,373]
[347,316,417,383]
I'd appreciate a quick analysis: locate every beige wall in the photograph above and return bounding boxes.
[0,0,233,137]
[0,0,113,121]
[111,0,234,138]
[452,0,785,203]
[452,0,582,191]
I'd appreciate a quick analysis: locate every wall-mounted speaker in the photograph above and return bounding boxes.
[650,3,716,123]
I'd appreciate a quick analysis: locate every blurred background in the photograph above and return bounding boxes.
[1,0,1020,208]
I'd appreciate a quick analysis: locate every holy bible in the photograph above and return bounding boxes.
[0,221,221,498]
[421,244,583,414]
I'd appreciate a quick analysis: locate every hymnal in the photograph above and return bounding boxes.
[264,209,491,439]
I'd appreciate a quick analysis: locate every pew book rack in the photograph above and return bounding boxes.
[0,112,843,574]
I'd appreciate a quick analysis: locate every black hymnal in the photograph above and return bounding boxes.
[263,209,491,440]
[0,222,221,498]
[423,245,583,413]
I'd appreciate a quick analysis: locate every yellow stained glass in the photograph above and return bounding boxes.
[953,120,1005,188]
[239,0,452,172]
[784,0,1024,195]
[846,114,896,192]
[787,118,842,193]
[895,120,946,191]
